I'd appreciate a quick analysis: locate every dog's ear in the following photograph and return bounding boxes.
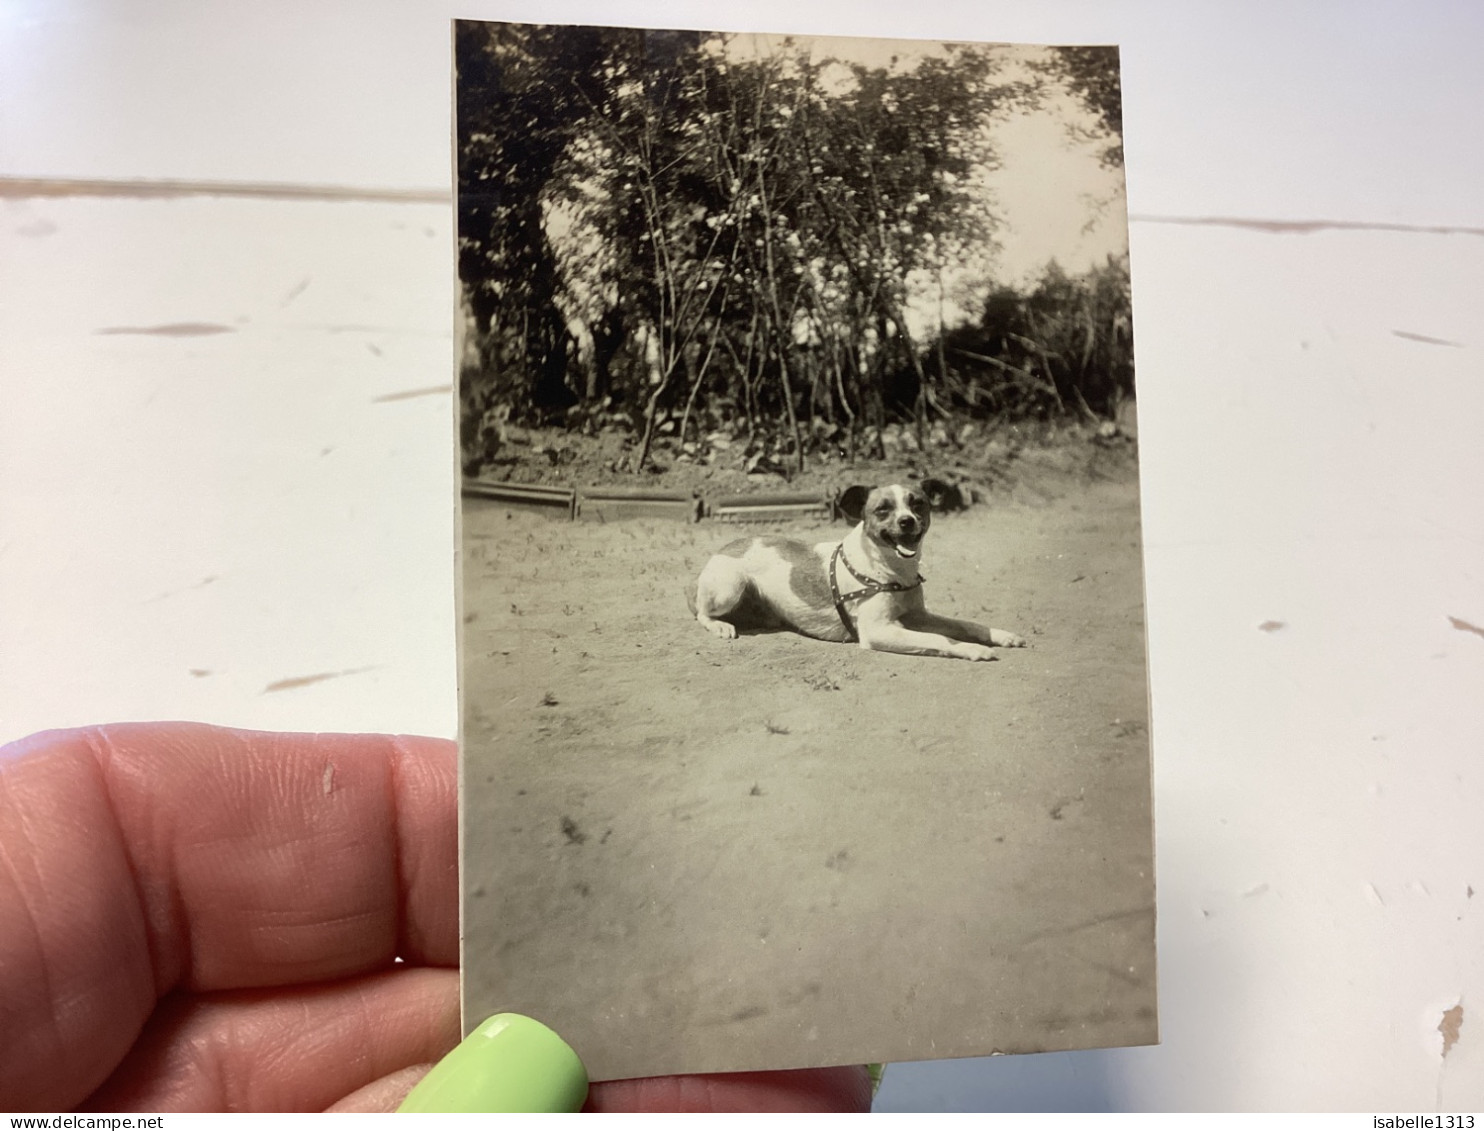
[918,477,957,512]
[837,485,871,524]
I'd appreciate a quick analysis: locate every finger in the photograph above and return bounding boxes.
[326,1064,434,1113]
[0,722,456,1111]
[81,967,459,1112]
[586,1066,875,1113]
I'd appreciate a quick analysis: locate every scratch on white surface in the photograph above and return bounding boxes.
[1432,997,1466,1111]
[188,668,211,678]
[262,666,375,694]
[96,322,237,337]
[1243,883,1270,898]
[0,175,449,204]
[1448,615,1484,640]
[145,575,219,604]
[14,218,57,238]
[1130,213,1484,238]
[1394,329,1465,347]
[316,323,452,339]
[1365,883,1386,907]
[1257,620,1286,633]
[1439,1004,1464,1059]
[372,384,452,403]
[1410,880,1432,898]
[281,277,312,306]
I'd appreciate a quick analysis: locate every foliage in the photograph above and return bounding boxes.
[936,255,1134,421]
[1043,45,1124,168]
[456,23,1131,476]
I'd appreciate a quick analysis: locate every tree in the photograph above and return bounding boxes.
[938,255,1133,421]
[456,22,613,417]
[455,24,1127,476]
[1045,45,1124,168]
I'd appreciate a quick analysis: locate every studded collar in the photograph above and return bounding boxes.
[828,541,924,641]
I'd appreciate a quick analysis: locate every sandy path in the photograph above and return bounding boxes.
[460,468,1155,1081]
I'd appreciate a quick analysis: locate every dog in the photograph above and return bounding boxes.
[692,479,1027,661]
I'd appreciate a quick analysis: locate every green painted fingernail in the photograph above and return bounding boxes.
[397,1013,588,1113]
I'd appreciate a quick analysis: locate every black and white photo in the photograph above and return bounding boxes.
[455,19,1154,1081]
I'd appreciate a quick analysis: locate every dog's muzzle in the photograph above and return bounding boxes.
[885,525,924,559]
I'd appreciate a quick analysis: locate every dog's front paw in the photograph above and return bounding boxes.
[961,643,999,662]
[992,630,1027,648]
[701,618,738,641]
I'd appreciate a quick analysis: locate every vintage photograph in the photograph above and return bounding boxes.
[456,19,1154,1081]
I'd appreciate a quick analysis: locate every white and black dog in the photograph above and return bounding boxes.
[693,480,1026,661]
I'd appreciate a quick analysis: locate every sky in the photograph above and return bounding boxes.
[985,101,1128,284]
[720,32,1129,280]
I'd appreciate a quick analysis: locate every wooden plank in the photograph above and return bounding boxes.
[579,486,699,501]
[577,487,701,523]
[462,479,575,519]
[708,491,831,508]
[707,491,832,523]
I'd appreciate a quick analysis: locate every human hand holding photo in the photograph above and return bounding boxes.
[0,723,871,1112]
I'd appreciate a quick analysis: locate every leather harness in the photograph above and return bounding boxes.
[829,542,924,642]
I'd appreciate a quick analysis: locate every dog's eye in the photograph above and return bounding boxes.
[874,504,893,516]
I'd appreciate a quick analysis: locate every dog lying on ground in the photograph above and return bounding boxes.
[692,479,1027,661]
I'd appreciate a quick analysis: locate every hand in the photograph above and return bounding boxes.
[0,723,871,1112]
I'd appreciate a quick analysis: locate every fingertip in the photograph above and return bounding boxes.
[397,1014,588,1113]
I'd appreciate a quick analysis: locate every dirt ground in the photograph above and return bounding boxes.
[459,444,1155,1082]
